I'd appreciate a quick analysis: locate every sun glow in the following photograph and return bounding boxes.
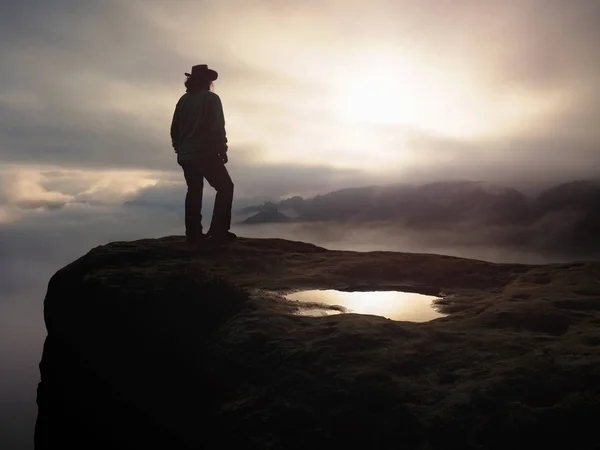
[329,50,567,142]
[334,57,492,137]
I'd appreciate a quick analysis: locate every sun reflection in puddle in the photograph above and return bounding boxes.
[287,290,445,322]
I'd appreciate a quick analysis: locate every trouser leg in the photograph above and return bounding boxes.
[204,160,234,235]
[180,161,204,240]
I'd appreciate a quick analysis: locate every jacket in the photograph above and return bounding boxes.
[170,89,228,162]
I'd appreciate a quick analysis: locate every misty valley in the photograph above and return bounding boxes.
[235,179,600,264]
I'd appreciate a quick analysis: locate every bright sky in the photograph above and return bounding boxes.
[0,0,599,206]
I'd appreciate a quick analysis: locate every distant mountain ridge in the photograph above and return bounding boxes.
[242,201,290,224]
[240,179,600,254]
[242,180,598,223]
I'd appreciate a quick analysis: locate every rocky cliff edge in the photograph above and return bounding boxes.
[35,237,600,449]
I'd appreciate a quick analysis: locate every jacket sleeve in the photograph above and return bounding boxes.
[170,106,179,152]
[207,93,228,153]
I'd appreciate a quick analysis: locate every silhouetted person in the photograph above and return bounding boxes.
[171,64,236,245]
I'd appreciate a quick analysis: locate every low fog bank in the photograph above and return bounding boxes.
[237,179,600,263]
[235,221,599,265]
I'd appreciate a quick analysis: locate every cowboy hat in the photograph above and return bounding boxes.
[185,64,218,81]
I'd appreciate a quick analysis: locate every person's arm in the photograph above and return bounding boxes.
[170,106,179,152]
[207,93,228,154]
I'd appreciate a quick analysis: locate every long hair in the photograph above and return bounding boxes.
[185,76,213,92]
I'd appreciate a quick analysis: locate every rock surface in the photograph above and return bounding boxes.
[35,237,600,449]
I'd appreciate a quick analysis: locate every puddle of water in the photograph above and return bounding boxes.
[287,290,445,322]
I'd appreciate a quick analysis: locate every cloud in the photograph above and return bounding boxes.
[0,158,383,229]
[1,0,598,182]
[0,165,164,210]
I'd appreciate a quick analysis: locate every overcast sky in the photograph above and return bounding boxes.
[1,1,600,447]
[1,0,600,215]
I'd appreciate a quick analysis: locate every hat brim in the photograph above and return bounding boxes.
[184,69,218,81]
